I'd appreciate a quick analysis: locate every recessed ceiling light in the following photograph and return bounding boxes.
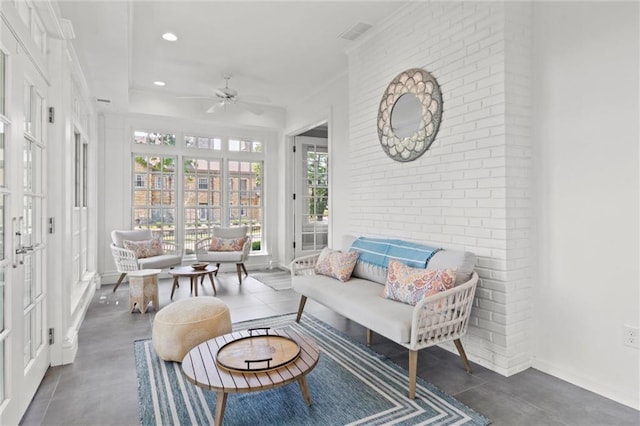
[162,32,178,42]
[153,81,166,87]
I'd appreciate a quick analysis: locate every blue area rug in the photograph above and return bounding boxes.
[135,313,490,425]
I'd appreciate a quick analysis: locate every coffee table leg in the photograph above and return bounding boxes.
[215,391,228,425]
[208,273,217,295]
[170,277,179,300]
[297,376,312,405]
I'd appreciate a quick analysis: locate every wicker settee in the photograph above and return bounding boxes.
[291,235,479,399]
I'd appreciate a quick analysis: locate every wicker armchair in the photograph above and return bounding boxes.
[194,226,252,285]
[110,229,183,292]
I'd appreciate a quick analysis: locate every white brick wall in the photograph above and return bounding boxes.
[347,2,533,376]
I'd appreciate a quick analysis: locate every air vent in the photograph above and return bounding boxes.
[338,22,372,41]
[96,98,111,104]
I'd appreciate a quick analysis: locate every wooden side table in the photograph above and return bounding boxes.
[169,264,218,299]
[182,329,320,425]
[127,269,161,313]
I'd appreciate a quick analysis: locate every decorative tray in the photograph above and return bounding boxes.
[216,328,300,372]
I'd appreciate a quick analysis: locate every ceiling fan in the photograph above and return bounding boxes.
[191,75,264,115]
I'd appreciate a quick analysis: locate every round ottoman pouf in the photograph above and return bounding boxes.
[152,296,232,362]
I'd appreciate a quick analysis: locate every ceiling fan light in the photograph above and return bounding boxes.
[162,32,178,42]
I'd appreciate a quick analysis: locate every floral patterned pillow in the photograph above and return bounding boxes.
[123,238,164,259]
[209,236,248,252]
[383,259,456,305]
[314,247,359,282]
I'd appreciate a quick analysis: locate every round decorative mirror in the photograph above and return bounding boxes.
[377,68,443,162]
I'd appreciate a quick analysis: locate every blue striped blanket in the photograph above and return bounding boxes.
[350,237,441,269]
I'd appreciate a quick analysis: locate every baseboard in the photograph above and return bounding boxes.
[533,358,639,410]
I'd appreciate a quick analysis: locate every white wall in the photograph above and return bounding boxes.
[341,0,639,408]
[533,2,639,409]
[346,1,534,376]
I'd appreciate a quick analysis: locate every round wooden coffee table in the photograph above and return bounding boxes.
[182,328,320,425]
[169,264,218,299]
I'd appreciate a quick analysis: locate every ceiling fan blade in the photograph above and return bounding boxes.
[178,95,216,100]
[236,101,264,115]
[206,102,226,113]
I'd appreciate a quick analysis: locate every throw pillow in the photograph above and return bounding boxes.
[383,259,456,306]
[314,247,359,282]
[209,236,248,252]
[123,238,164,259]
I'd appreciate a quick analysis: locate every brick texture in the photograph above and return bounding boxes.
[347,2,533,375]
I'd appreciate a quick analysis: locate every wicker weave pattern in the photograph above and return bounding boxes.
[410,275,477,349]
[109,230,183,292]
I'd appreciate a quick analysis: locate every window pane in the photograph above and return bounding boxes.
[24,82,32,134]
[0,122,4,187]
[132,155,177,243]
[228,160,262,252]
[183,158,222,254]
[0,50,5,115]
[134,131,176,146]
[0,196,3,260]
[229,138,262,153]
[185,135,221,151]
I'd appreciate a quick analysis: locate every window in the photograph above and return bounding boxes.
[74,133,81,207]
[185,135,221,150]
[134,131,176,146]
[132,131,265,255]
[183,158,221,253]
[154,176,164,189]
[228,160,262,250]
[0,50,5,116]
[198,205,208,221]
[229,139,262,153]
[132,155,176,242]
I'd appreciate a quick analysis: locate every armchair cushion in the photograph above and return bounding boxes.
[382,259,456,306]
[197,251,245,263]
[208,236,248,252]
[123,238,164,259]
[111,229,153,247]
[138,253,183,269]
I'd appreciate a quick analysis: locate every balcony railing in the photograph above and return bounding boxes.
[147,225,262,255]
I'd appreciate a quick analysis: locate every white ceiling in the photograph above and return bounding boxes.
[57,1,405,114]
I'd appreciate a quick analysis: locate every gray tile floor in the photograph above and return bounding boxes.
[20,272,640,426]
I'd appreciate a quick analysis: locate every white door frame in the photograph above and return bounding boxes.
[284,118,332,264]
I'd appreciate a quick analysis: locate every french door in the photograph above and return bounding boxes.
[0,44,49,424]
[293,136,329,258]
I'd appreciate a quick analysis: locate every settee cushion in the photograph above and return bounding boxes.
[292,274,414,344]
[343,235,475,287]
[314,248,359,282]
[383,259,456,305]
[428,250,475,286]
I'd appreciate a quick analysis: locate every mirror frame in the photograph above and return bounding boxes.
[377,68,443,162]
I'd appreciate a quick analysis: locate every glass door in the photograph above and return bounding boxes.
[294,136,329,258]
[0,49,48,425]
